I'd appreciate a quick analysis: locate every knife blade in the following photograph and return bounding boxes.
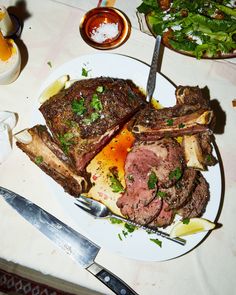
[0,186,138,295]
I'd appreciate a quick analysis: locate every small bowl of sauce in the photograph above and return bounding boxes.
[80,7,131,50]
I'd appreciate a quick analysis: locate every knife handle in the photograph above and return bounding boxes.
[87,262,138,295]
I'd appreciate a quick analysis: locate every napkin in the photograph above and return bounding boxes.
[0,111,17,164]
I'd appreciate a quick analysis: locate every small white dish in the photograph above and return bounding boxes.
[0,41,21,85]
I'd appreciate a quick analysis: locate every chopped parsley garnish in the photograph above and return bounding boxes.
[117,223,137,241]
[82,112,100,125]
[148,171,158,189]
[110,218,123,224]
[96,86,104,93]
[127,174,134,182]
[166,119,174,126]
[91,93,103,111]
[205,154,212,163]
[178,123,185,128]
[81,67,89,77]
[122,230,128,238]
[150,238,162,248]
[65,120,78,128]
[182,218,190,224]
[47,61,52,68]
[146,230,153,235]
[71,98,86,116]
[58,132,74,154]
[157,191,167,198]
[108,173,124,193]
[118,233,123,241]
[169,167,182,181]
[35,156,43,165]
[124,223,136,233]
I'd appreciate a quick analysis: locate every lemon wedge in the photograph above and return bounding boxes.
[38,74,69,103]
[64,79,78,89]
[170,218,216,237]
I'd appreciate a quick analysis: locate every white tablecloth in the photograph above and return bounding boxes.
[0,1,236,294]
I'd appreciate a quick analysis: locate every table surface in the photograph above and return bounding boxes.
[0,1,236,294]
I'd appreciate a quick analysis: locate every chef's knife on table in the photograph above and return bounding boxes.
[0,186,138,295]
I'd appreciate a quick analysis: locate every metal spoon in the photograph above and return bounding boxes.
[146,35,161,102]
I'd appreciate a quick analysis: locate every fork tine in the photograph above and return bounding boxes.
[76,195,90,204]
[77,195,97,207]
[74,202,93,215]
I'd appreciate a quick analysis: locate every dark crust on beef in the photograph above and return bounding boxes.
[133,104,203,129]
[132,104,213,140]
[132,85,215,141]
[161,168,198,209]
[148,201,174,228]
[39,77,146,171]
[16,125,91,196]
[40,77,146,139]
[175,86,209,107]
[175,85,216,131]
[199,132,218,166]
[177,172,210,218]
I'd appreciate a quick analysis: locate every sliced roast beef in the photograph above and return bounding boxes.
[160,167,198,209]
[39,77,146,171]
[149,139,184,188]
[116,138,184,225]
[148,201,174,228]
[177,172,210,218]
[16,125,90,196]
[116,145,161,224]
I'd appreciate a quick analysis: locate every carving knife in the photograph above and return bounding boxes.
[0,186,137,295]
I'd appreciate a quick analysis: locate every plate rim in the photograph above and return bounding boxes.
[34,53,223,261]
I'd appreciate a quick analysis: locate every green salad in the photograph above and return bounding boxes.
[137,0,236,59]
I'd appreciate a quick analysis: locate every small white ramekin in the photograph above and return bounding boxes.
[0,41,21,85]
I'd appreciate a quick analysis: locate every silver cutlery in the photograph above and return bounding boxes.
[146,35,161,102]
[0,186,138,295]
[75,195,186,246]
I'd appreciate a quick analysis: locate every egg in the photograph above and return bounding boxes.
[0,31,21,84]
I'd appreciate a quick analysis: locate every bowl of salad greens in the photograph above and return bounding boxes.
[137,0,236,59]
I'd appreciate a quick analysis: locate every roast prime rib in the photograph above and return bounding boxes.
[39,77,146,172]
[16,78,216,228]
[17,77,146,195]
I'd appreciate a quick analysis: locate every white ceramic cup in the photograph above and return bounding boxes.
[0,41,21,84]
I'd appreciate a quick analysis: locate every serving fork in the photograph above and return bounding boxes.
[74,195,186,246]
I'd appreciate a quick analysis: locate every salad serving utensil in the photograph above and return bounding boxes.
[75,195,186,246]
[146,35,161,102]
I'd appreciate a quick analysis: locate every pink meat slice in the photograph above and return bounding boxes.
[148,201,174,228]
[117,138,184,225]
